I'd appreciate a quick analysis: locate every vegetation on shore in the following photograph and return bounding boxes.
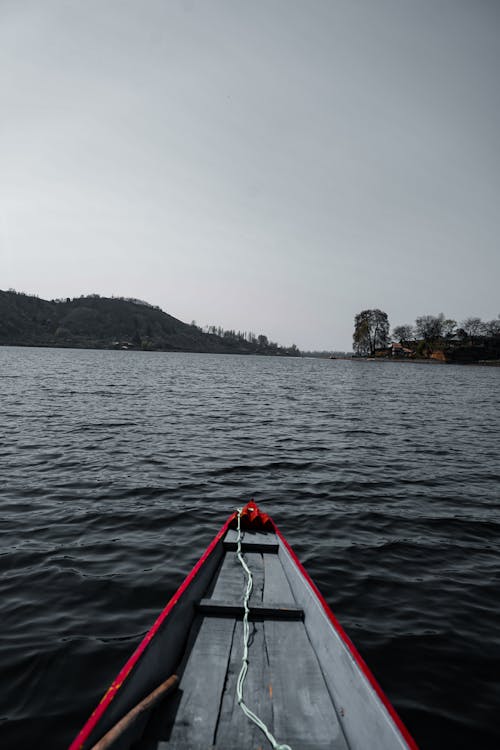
[0,290,300,356]
[353,309,500,363]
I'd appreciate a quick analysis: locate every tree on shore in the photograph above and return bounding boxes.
[441,319,457,338]
[392,324,414,344]
[386,311,499,362]
[353,309,389,355]
[484,317,500,336]
[415,313,445,341]
[460,317,486,337]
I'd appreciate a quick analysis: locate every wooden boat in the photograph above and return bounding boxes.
[70,502,417,750]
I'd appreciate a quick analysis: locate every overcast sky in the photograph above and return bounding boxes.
[1,0,499,350]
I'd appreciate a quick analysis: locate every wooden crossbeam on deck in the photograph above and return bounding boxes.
[197,599,304,620]
[223,530,279,552]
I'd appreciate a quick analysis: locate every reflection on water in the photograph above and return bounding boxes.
[1,347,499,749]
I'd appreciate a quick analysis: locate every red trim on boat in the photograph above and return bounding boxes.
[68,511,237,750]
[272,521,419,750]
[229,500,274,531]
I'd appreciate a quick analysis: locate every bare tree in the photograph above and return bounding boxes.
[460,317,486,337]
[415,313,445,341]
[353,309,389,355]
[484,317,500,336]
[442,319,457,338]
[392,324,414,344]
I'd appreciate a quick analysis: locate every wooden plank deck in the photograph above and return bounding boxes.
[207,550,264,606]
[157,616,235,747]
[263,618,349,750]
[138,531,349,750]
[223,529,279,552]
[214,619,273,749]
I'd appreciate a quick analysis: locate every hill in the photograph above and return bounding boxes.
[0,291,300,356]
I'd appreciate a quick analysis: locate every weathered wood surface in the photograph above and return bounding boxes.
[159,616,235,748]
[208,550,264,606]
[223,529,279,552]
[213,619,273,749]
[263,552,296,605]
[264,618,349,750]
[278,541,410,750]
[197,598,304,620]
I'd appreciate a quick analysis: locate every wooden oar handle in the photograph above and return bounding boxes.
[90,674,179,750]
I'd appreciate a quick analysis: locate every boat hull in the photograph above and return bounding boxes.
[69,503,417,750]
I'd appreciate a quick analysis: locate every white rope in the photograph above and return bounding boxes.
[235,508,292,750]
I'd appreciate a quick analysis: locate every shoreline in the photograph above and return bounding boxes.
[329,356,500,367]
[0,343,300,357]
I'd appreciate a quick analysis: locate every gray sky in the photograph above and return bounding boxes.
[1,0,499,350]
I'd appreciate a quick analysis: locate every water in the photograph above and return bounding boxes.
[1,347,499,749]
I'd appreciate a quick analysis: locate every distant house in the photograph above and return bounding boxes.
[389,342,415,358]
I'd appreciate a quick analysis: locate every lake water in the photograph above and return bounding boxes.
[1,347,499,749]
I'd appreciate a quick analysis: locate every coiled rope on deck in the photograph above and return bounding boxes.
[235,508,292,750]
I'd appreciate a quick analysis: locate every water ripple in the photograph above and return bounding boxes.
[0,347,499,749]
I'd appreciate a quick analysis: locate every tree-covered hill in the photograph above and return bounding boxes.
[0,291,300,356]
